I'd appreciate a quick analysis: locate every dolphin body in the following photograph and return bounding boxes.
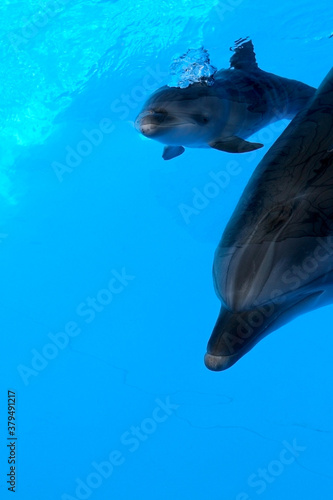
[135,40,316,160]
[205,67,333,371]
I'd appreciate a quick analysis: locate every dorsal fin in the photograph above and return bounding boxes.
[229,38,258,70]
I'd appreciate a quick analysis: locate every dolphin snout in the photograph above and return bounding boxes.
[135,110,167,136]
[204,353,234,371]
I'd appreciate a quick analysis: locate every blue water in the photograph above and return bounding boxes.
[0,1,332,499]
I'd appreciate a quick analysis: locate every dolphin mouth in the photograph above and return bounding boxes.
[139,123,158,136]
[135,110,167,127]
[135,110,197,136]
[135,111,163,136]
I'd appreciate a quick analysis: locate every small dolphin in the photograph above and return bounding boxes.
[205,66,333,371]
[135,39,316,160]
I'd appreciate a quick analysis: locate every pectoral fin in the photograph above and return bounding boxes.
[209,136,263,153]
[162,146,185,160]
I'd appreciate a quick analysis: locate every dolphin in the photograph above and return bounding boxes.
[204,66,333,371]
[135,39,316,160]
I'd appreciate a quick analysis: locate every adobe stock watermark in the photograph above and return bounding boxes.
[215,0,245,22]
[219,235,333,356]
[52,118,115,182]
[179,160,242,224]
[17,268,135,386]
[8,0,72,52]
[52,65,168,182]
[178,118,289,225]
[61,397,179,500]
[234,439,306,499]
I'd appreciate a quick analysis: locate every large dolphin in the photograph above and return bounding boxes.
[205,66,333,371]
[135,39,316,160]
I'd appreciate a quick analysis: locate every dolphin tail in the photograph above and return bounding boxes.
[229,38,259,70]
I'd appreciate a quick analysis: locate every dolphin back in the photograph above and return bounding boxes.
[214,39,316,120]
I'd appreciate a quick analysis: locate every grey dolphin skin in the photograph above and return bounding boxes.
[135,39,316,160]
[205,67,333,371]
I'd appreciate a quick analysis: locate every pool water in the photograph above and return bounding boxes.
[0,1,332,499]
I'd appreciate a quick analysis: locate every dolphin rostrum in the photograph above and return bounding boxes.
[205,66,333,371]
[135,39,316,160]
